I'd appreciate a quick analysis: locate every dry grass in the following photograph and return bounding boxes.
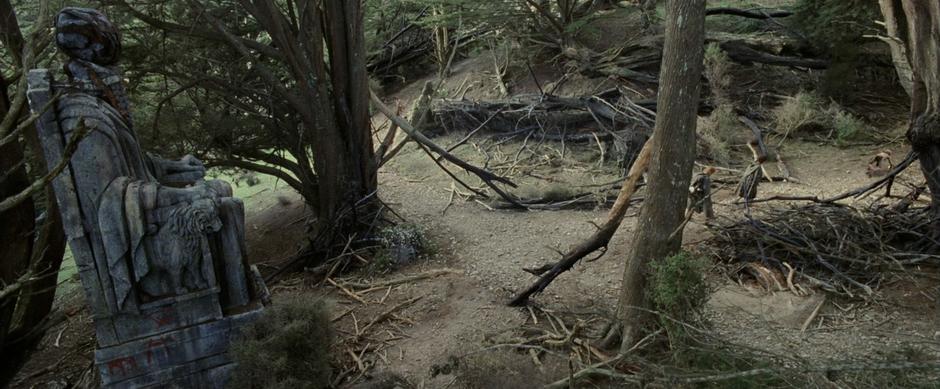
[772,92,869,143]
[698,105,739,164]
[704,43,733,106]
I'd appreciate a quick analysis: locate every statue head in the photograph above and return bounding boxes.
[55,7,121,65]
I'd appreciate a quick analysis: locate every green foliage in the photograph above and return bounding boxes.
[648,251,710,347]
[370,223,430,273]
[791,0,880,50]
[229,296,333,389]
[791,0,881,97]
[830,108,867,143]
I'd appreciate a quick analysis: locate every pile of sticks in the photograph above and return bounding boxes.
[709,201,939,297]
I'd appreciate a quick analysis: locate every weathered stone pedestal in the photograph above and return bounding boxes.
[94,308,263,388]
[27,8,269,388]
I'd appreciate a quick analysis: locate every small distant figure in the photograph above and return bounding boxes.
[689,166,716,218]
[866,150,894,178]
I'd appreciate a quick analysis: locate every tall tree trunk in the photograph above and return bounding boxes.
[878,0,914,97]
[0,79,34,351]
[616,0,705,352]
[0,0,34,349]
[314,0,377,245]
[898,1,940,238]
[0,0,63,353]
[9,192,66,338]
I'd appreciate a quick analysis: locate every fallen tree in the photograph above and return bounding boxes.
[563,31,827,84]
[705,7,794,19]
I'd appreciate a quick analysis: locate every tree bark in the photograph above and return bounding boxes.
[315,0,378,244]
[898,1,940,239]
[878,0,914,97]
[0,0,34,350]
[192,0,377,252]
[616,0,706,352]
[0,83,34,351]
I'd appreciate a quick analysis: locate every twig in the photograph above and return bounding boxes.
[343,269,460,292]
[358,296,422,336]
[801,296,826,333]
[327,278,368,304]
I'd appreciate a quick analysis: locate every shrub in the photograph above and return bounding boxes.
[229,296,333,389]
[828,106,867,143]
[791,0,880,52]
[698,104,738,164]
[704,43,732,106]
[772,92,869,143]
[371,223,430,273]
[772,91,827,136]
[648,251,710,348]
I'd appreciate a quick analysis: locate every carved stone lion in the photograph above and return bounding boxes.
[140,199,223,297]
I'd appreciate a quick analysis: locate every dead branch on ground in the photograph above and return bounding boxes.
[508,136,653,306]
[371,91,524,208]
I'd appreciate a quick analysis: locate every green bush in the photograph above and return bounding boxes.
[229,296,333,389]
[704,43,732,106]
[648,251,710,348]
[791,0,880,51]
[829,107,867,143]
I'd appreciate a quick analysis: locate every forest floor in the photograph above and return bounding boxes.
[11,3,940,389]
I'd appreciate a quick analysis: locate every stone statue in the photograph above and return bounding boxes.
[28,8,269,388]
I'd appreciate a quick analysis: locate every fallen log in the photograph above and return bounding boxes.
[719,40,828,69]
[705,7,793,19]
[564,33,826,85]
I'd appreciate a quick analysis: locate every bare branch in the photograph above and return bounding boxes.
[0,121,90,213]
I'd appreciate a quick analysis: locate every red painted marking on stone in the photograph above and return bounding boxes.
[149,307,175,328]
[107,356,137,376]
[144,337,172,364]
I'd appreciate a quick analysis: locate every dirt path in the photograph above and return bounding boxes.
[319,137,939,388]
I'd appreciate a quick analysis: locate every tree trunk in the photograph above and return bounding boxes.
[878,0,914,97]
[898,1,940,238]
[9,191,66,339]
[616,0,706,352]
[0,101,34,351]
[314,0,377,245]
[0,0,35,347]
[0,0,64,353]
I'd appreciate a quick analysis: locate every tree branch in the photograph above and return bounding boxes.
[207,158,305,194]
[0,120,90,213]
